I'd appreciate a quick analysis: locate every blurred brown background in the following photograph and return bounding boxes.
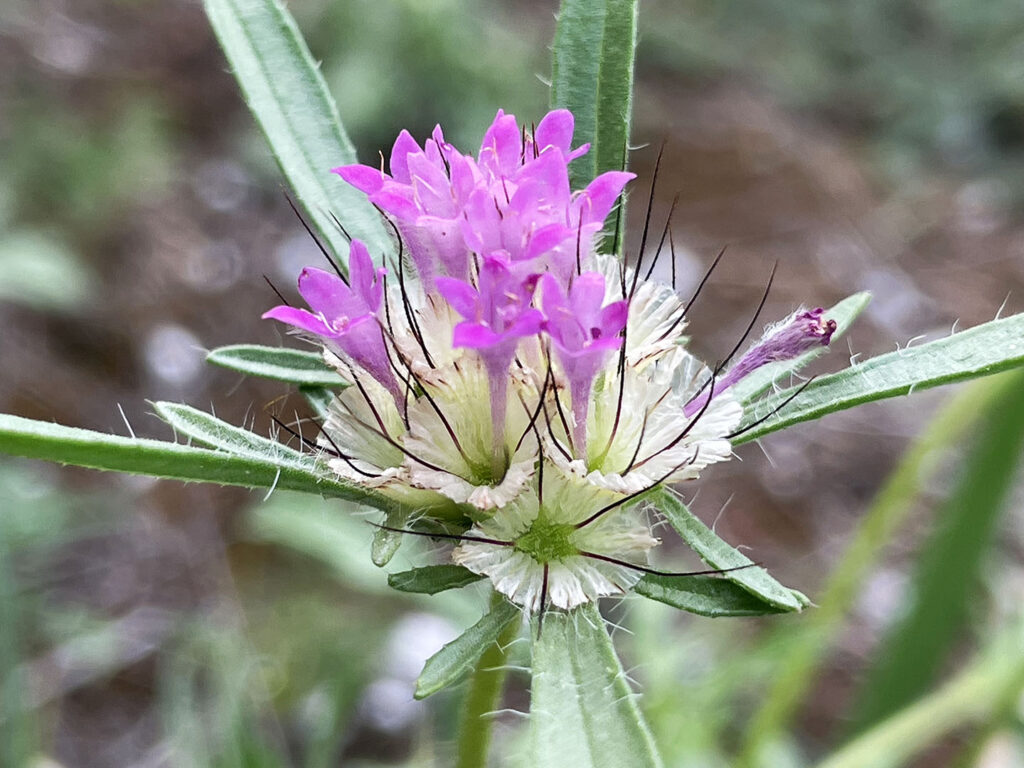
[2,0,1023,765]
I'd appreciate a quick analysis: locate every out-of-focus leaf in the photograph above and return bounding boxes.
[732,292,872,404]
[735,312,1024,443]
[203,0,391,263]
[206,344,344,388]
[738,375,1012,764]
[634,574,791,618]
[529,602,663,768]
[0,231,95,311]
[415,598,520,700]
[551,0,638,247]
[654,488,805,612]
[388,565,484,595]
[848,368,1024,733]
[814,618,1024,768]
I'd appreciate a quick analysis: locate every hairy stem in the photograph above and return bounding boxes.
[455,591,519,768]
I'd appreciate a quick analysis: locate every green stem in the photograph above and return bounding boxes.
[455,592,519,768]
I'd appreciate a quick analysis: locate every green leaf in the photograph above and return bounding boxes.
[735,312,1024,444]
[300,386,335,419]
[653,487,804,612]
[848,368,1024,734]
[633,574,791,618]
[203,0,391,263]
[206,344,344,387]
[154,401,303,459]
[732,292,872,404]
[388,565,484,595]
[529,603,663,768]
[415,598,520,700]
[0,413,391,511]
[552,0,638,231]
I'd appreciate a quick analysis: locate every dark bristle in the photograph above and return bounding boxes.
[368,521,513,548]
[643,192,680,283]
[629,141,666,300]
[263,275,291,307]
[578,550,758,578]
[284,193,348,284]
[727,376,818,440]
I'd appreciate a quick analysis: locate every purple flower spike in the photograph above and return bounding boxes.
[262,240,401,403]
[540,273,629,456]
[437,258,544,477]
[683,307,837,417]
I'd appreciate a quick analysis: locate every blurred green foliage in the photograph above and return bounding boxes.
[643,0,1024,196]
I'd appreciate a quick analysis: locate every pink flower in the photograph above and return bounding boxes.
[437,257,544,470]
[540,272,628,454]
[262,240,400,401]
[333,126,476,288]
[683,307,837,417]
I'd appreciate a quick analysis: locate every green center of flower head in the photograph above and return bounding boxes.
[513,516,579,563]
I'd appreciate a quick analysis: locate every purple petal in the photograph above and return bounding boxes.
[535,109,575,155]
[368,186,420,220]
[332,164,386,195]
[479,110,522,178]
[262,305,334,338]
[451,321,502,349]
[348,239,385,311]
[598,300,629,336]
[436,277,480,320]
[389,130,422,184]
[574,171,636,227]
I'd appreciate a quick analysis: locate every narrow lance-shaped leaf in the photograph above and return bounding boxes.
[529,603,663,768]
[154,401,303,459]
[732,291,872,404]
[203,0,391,263]
[388,565,484,595]
[633,574,791,618]
[735,312,1024,443]
[0,413,393,512]
[415,598,520,700]
[654,487,806,612]
[207,344,344,388]
[551,0,638,250]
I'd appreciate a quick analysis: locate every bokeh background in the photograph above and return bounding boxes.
[2,0,1024,765]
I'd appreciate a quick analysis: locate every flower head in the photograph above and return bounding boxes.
[271,108,836,615]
